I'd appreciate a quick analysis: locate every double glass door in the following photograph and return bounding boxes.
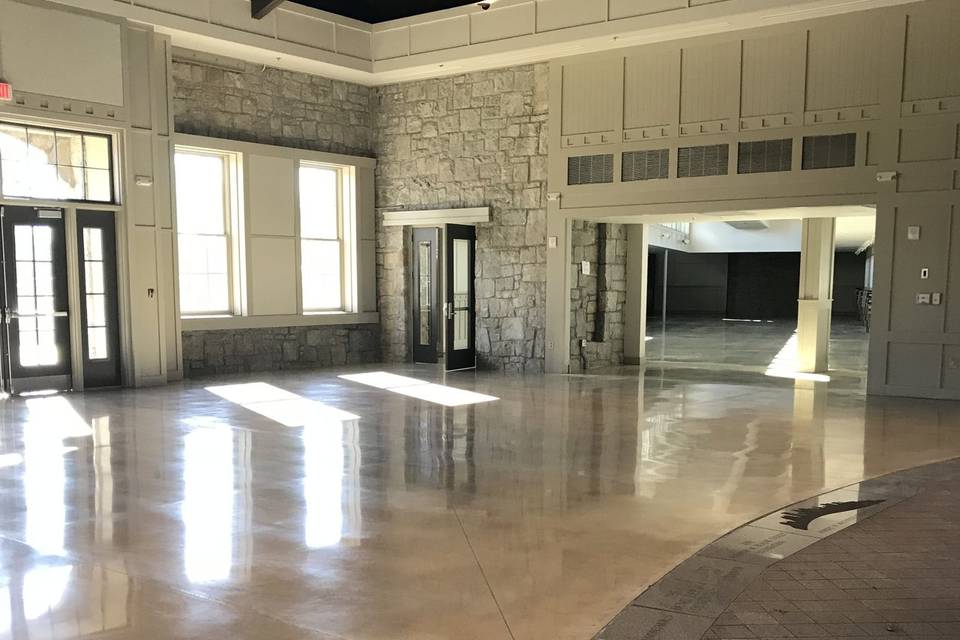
[411,224,477,371]
[0,205,120,393]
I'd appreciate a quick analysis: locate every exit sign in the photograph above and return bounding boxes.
[0,83,11,101]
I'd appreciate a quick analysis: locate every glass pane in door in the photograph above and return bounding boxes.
[418,241,432,346]
[14,225,59,367]
[452,238,470,351]
[82,228,109,360]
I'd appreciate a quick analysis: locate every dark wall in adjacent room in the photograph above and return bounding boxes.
[726,252,802,319]
[648,250,866,319]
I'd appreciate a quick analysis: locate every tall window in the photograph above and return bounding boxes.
[174,149,235,316]
[0,122,113,202]
[299,163,342,311]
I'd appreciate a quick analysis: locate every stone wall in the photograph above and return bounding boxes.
[570,221,627,372]
[172,54,373,157]
[373,64,550,373]
[181,324,379,378]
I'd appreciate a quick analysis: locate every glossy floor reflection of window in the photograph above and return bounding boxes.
[339,372,498,407]
[205,382,360,427]
[765,333,832,382]
[183,426,233,584]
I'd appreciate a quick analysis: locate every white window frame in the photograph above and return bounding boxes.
[173,145,244,318]
[173,134,374,332]
[297,161,348,314]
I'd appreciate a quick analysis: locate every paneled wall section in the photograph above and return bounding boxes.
[548,0,960,399]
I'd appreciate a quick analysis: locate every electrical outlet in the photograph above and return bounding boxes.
[932,292,942,305]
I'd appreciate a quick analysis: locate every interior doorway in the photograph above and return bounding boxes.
[642,208,876,381]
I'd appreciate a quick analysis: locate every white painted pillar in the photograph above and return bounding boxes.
[797,218,836,373]
[623,225,649,365]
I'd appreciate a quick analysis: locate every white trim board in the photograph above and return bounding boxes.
[381,207,490,227]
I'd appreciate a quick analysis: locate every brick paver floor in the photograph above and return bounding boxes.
[703,463,960,639]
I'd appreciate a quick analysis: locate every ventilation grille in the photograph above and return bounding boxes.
[567,154,614,185]
[738,139,792,174]
[802,133,856,170]
[678,144,729,178]
[622,149,669,182]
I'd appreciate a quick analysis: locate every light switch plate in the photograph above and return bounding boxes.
[916,293,931,304]
[932,292,942,305]
[581,260,591,275]
[921,268,929,279]
[907,225,921,241]
[548,236,558,249]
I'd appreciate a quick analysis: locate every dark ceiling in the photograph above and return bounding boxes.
[291,1,477,23]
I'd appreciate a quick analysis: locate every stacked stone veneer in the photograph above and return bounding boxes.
[172,53,551,375]
[181,325,379,377]
[570,222,627,372]
[373,64,550,373]
[172,56,373,157]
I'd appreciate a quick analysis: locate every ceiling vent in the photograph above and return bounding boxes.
[567,154,614,185]
[623,149,669,182]
[738,138,792,174]
[725,220,770,230]
[678,144,729,178]
[802,133,856,170]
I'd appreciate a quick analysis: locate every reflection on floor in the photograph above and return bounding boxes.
[646,317,869,381]
[0,363,958,639]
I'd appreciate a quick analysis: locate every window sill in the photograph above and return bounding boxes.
[181,311,379,332]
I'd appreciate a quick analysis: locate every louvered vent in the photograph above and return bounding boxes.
[678,144,729,178]
[738,139,792,174]
[802,133,856,170]
[622,149,669,182]
[567,154,614,185]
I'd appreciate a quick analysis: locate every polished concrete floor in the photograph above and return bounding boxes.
[646,316,869,381]
[1,363,959,639]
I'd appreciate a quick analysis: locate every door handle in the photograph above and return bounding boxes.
[445,302,454,320]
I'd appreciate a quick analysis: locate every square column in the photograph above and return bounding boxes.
[623,225,649,365]
[797,218,836,373]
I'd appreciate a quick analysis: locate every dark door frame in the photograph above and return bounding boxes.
[411,227,440,363]
[444,224,476,371]
[77,210,122,388]
[0,205,72,393]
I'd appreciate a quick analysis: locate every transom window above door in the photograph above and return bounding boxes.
[0,122,114,203]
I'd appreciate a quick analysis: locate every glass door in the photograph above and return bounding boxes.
[412,228,439,363]
[445,224,476,371]
[77,211,121,388]
[1,205,72,393]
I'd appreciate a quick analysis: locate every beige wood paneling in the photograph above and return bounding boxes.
[899,123,958,163]
[624,49,679,130]
[247,155,297,237]
[130,227,163,379]
[561,59,621,136]
[249,237,298,315]
[128,131,157,227]
[888,205,949,334]
[158,229,181,378]
[806,13,884,111]
[536,0,605,33]
[903,3,960,102]
[609,0,684,20]
[277,11,336,51]
[740,33,804,118]
[680,41,740,124]
[411,16,470,54]
[470,3,536,44]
